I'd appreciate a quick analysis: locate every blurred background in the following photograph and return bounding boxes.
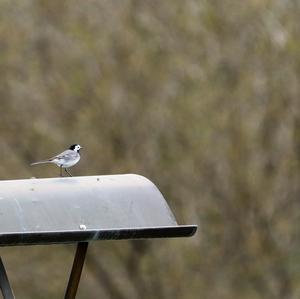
[0,0,299,298]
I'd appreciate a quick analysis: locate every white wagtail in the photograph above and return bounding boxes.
[31,144,83,177]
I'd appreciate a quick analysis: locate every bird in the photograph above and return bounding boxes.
[31,144,83,177]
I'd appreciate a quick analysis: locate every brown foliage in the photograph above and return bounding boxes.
[0,0,300,298]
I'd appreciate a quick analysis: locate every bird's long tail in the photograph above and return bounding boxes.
[30,160,52,166]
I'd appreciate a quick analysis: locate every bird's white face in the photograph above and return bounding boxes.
[73,144,82,152]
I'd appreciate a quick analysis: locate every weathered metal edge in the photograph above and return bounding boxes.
[0,225,197,246]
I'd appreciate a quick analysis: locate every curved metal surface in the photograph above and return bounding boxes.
[0,174,197,245]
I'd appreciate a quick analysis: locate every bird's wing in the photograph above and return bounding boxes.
[31,150,78,166]
[50,150,77,161]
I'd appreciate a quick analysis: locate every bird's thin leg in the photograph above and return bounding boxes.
[60,166,63,177]
[65,168,73,177]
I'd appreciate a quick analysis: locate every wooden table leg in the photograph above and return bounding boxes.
[64,242,89,299]
[0,257,15,299]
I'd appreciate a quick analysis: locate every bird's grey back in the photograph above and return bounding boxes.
[51,149,79,161]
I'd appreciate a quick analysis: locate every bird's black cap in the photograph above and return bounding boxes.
[69,144,82,151]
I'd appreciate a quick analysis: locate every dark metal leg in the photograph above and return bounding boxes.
[65,168,73,177]
[64,242,89,299]
[0,257,15,299]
